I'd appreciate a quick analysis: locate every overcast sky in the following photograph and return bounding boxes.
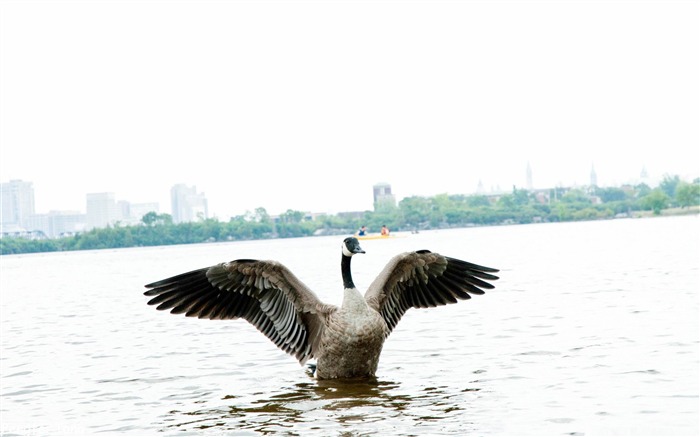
[1,1,698,219]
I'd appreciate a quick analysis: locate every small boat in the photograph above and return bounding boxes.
[355,234,397,241]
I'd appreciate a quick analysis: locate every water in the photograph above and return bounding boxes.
[1,216,698,436]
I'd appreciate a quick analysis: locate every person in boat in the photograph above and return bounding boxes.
[358,225,367,236]
[381,225,389,236]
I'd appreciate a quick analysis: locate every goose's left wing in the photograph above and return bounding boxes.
[364,250,499,336]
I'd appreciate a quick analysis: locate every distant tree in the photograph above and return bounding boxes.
[675,182,700,208]
[641,189,670,215]
[512,187,530,205]
[431,193,452,215]
[279,209,305,223]
[659,174,681,198]
[634,183,652,198]
[561,189,590,204]
[399,196,432,227]
[199,217,224,241]
[554,203,572,221]
[466,195,490,208]
[254,207,270,222]
[141,211,158,226]
[596,187,628,203]
[366,207,400,231]
[497,194,514,209]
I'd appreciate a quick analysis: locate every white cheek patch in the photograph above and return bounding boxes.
[342,244,354,257]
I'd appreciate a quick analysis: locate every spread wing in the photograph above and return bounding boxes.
[143,259,337,364]
[364,250,499,336]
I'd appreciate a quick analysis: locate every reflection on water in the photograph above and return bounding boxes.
[164,375,476,435]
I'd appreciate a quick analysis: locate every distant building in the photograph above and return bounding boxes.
[128,202,159,225]
[117,200,131,223]
[640,166,650,186]
[86,192,120,229]
[373,182,396,209]
[114,200,159,226]
[526,162,533,190]
[171,184,208,223]
[86,194,159,230]
[302,212,327,221]
[590,164,598,187]
[26,211,86,238]
[1,179,35,230]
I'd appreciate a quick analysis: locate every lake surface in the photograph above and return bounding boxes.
[1,216,698,436]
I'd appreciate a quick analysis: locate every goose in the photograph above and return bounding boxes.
[143,237,499,379]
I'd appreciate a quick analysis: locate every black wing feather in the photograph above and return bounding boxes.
[366,251,499,335]
[143,259,332,364]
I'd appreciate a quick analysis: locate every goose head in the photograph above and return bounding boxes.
[342,237,365,257]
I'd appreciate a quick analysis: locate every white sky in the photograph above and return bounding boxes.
[1,1,698,219]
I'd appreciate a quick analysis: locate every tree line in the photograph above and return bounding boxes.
[2,175,698,255]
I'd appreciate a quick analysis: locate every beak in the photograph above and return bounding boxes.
[354,244,366,254]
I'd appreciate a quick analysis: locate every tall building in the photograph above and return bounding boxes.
[171,184,208,223]
[373,182,396,209]
[526,162,533,190]
[590,164,598,187]
[0,179,35,230]
[86,192,119,230]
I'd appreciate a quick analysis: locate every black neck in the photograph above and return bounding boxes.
[341,254,355,289]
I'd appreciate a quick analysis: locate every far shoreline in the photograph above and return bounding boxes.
[1,206,697,256]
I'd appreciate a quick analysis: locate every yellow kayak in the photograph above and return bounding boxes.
[355,234,396,241]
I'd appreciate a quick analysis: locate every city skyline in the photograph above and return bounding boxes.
[1,2,698,222]
[1,163,682,224]
[2,182,213,237]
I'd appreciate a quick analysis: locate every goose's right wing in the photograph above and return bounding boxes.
[143,259,337,364]
[364,250,499,336]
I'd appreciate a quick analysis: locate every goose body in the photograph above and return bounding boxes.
[316,288,387,378]
[144,237,499,379]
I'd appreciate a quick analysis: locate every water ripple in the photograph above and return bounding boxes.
[1,218,698,436]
